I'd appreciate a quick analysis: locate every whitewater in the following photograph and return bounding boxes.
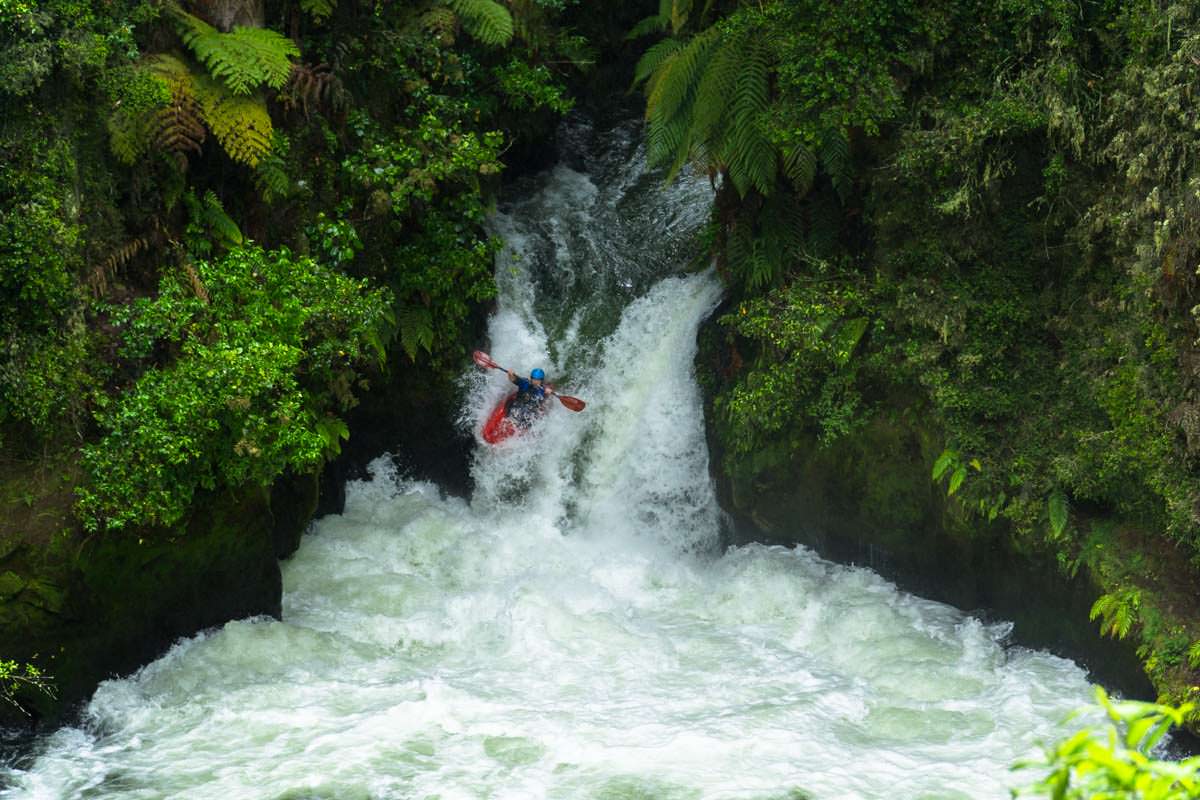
[0,118,1095,799]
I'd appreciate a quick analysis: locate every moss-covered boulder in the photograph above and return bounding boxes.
[0,460,319,726]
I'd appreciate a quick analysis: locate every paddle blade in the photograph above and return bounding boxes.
[557,394,586,412]
[473,350,499,370]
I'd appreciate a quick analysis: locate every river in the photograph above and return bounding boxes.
[0,118,1095,799]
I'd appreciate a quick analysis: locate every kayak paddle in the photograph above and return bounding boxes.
[473,350,586,412]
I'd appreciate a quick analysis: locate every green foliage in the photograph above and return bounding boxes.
[174,11,299,95]
[0,134,81,334]
[0,658,55,716]
[493,59,573,114]
[0,0,157,96]
[183,189,244,255]
[717,267,874,455]
[299,0,337,23]
[1015,688,1200,799]
[1090,588,1142,640]
[0,119,95,442]
[77,245,392,531]
[635,21,778,196]
[1188,640,1200,670]
[688,2,1200,611]
[1,0,582,538]
[1048,490,1070,540]
[109,53,274,167]
[447,0,514,46]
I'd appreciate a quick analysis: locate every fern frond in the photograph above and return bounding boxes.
[108,55,205,165]
[632,38,683,87]
[107,108,155,164]
[1048,490,1069,538]
[760,192,804,255]
[1090,589,1140,639]
[282,62,345,117]
[646,28,716,126]
[90,236,149,296]
[723,42,773,196]
[647,113,689,170]
[299,0,336,21]
[201,191,244,249]
[819,129,853,200]
[255,154,291,204]
[194,74,273,166]
[669,0,694,33]
[398,304,435,361]
[627,14,669,40]
[151,56,207,159]
[724,221,748,270]
[446,0,513,47]
[690,39,738,144]
[176,12,300,94]
[783,143,817,194]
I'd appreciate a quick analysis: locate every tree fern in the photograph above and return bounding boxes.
[633,38,684,86]
[194,73,273,166]
[175,12,299,95]
[446,0,513,47]
[722,42,773,196]
[108,55,206,165]
[636,27,777,197]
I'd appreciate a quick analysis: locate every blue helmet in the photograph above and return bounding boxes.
[530,368,545,380]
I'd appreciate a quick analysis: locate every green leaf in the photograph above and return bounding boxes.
[932,449,956,481]
[1048,489,1069,538]
[948,465,967,495]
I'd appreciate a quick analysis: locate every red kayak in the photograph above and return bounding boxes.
[481,391,551,444]
[481,392,520,444]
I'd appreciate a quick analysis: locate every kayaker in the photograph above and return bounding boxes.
[507,367,548,426]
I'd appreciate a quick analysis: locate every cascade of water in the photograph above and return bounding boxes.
[0,117,1095,800]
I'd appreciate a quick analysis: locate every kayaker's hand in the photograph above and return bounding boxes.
[507,369,516,382]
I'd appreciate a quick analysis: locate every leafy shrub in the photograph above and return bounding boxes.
[1015,688,1200,799]
[77,245,392,531]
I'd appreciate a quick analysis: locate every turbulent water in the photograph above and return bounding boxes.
[1,119,1097,799]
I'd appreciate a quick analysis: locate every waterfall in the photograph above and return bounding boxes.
[0,117,1095,800]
